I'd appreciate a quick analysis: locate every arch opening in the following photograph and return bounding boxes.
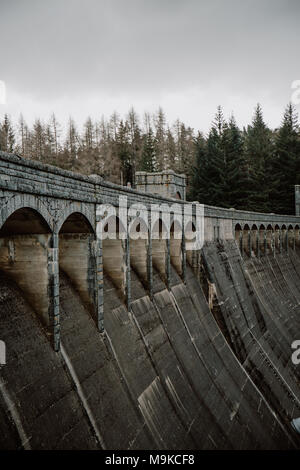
[170,220,183,276]
[152,218,168,283]
[234,224,242,243]
[59,212,97,320]
[250,225,258,255]
[281,224,288,251]
[102,215,127,295]
[258,224,266,255]
[185,220,199,277]
[129,217,149,287]
[266,224,273,254]
[0,207,52,327]
[242,224,250,257]
[274,225,280,252]
[287,225,294,250]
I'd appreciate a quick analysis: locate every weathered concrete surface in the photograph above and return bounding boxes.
[59,233,97,317]
[0,151,299,449]
[0,234,51,327]
[202,241,300,446]
[0,259,299,449]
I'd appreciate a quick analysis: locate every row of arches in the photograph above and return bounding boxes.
[0,206,197,351]
[101,216,196,292]
[0,207,96,351]
[235,223,300,256]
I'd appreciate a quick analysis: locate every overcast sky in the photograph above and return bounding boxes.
[0,0,299,132]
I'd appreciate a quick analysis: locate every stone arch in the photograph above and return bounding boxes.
[55,203,95,235]
[234,223,242,254]
[258,224,266,254]
[59,212,95,234]
[152,217,169,240]
[281,224,287,250]
[242,224,250,256]
[58,211,98,321]
[170,219,182,238]
[251,224,258,254]
[266,224,273,254]
[0,194,53,233]
[287,224,295,249]
[129,216,149,240]
[152,217,169,283]
[102,214,127,296]
[235,223,242,242]
[0,206,53,336]
[129,216,149,286]
[170,219,183,275]
[0,207,52,235]
[185,220,197,267]
[175,191,182,200]
[274,224,280,252]
[102,214,126,240]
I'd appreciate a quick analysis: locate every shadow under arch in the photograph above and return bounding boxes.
[185,220,198,275]
[0,195,53,234]
[102,215,127,297]
[266,224,274,254]
[258,224,266,254]
[152,217,169,285]
[287,224,295,249]
[250,224,258,254]
[234,223,242,244]
[129,216,149,288]
[170,219,183,276]
[0,207,53,331]
[59,211,98,322]
[274,224,280,252]
[0,206,52,235]
[242,224,250,256]
[280,224,287,250]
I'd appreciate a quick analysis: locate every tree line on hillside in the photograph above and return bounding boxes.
[0,104,300,214]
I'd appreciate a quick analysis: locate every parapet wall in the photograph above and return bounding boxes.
[0,150,300,350]
[0,151,299,234]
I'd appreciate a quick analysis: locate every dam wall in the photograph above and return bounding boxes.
[0,151,299,449]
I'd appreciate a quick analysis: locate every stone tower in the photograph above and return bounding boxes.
[135,170,186,200]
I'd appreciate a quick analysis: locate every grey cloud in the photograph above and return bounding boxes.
[0,0,299,127]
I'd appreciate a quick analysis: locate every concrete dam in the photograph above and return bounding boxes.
[0,150,299,450]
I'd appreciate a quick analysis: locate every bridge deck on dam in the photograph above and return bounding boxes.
[0,150,299,449]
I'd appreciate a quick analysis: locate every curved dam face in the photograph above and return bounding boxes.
[0,242,299,449]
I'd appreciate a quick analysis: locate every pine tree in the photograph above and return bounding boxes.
[153,107,166,170]
[244,104,274,212]
[116,120,131,185]
[189,107,227,207]
[189,132,208,202]
[271,104,300,214]
[175,122,195,178]
[223,116,253,209]
[32,118,45,161]
[127,108,142,187]
[140,127,156,172]
[65,117,79,169]
[165,127,176,170]
[0,114,15,153]
[205,107,227,206]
